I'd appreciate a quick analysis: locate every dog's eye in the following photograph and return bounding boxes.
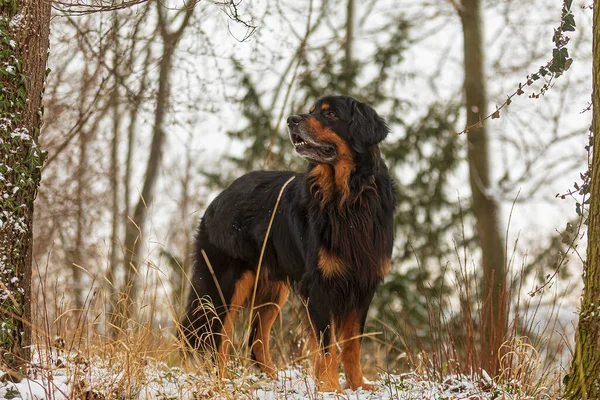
[325,111,336,118]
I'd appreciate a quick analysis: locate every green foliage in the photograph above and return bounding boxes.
[0,1,18,16]
[4,387,19,399]
[535,0,575,83]
[383,104,467,265]
[457,0,577,134]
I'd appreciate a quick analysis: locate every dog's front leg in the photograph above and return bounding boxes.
[307,301,342,392]
[338,308,377,391]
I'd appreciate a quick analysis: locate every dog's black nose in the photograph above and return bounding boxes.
[287,115,303,126]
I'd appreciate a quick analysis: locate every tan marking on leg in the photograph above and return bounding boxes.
[251,282,289,378]
[339,311,377,391]
[318,248,347,279]
[217,270,255,377]
[308,322,342,392]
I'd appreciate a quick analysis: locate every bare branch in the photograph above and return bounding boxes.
[52,0,150,15]
[216,0,257,41]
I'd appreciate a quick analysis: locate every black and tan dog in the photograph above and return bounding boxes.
[182,95,395,392]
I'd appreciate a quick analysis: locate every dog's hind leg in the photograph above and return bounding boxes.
[217,270,255,377]
[249,281,289,378]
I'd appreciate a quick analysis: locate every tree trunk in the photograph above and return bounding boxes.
[109,13,122,291]
[563,1,600,398]
[0,1,51,371]
[459,0,507,375]
[122,37,175,310]
[120,0,196,321]
[72,64,92,312]
[343,0,355,94]
[172,147,194,317]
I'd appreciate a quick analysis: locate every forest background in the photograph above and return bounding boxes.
[13,0,596,396]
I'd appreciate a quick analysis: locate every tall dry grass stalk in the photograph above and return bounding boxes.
[366,198,571,399]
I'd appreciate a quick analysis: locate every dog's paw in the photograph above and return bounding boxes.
[317,380,343,393]
[359,382,379,391]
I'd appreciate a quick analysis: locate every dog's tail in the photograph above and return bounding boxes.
[180,291,222,354]
[180,225,245,357]
[180,249,226,355]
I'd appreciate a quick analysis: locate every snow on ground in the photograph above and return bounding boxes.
[0,347,546,399]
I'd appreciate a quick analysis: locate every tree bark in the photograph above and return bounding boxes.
[0,0,51,371]
[563,1,600,398]
[459,0,507,375]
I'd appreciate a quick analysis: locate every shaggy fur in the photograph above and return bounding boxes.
[182,95,395,392]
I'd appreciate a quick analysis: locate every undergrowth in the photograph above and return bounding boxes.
[2,213,574,399]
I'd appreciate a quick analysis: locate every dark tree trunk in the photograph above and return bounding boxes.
[563,1,600,398]
[0,0,51,371]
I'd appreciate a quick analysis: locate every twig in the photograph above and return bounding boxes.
[246,176,296,358]
[455,0,575,135]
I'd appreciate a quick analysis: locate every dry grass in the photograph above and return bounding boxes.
[18,254,568,399]
[361,200,572,399]
[16,191,572,399]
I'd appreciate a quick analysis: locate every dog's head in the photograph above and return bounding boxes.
[287,96,389,164]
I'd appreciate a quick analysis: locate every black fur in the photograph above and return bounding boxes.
[182,95,395,374]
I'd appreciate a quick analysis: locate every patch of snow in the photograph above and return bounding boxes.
[10,127,31,141]
[0,211,28,235]
[9,13,24,30]
[0,347,546,400]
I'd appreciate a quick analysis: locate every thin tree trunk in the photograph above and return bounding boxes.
[106,15,123,337]
[72,64,92,312]
[109,14,122,288]
[459,0,506,375]
[121,0,196,319]
[0,0,51,372]
[343,0,354,94]
[108,18,152,331]
[123,47,151,243]
[173,147,193,317]
[124,45,152,227]
[563,1,600,398]
[122,39,174,308]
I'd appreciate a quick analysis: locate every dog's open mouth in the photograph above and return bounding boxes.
[290,131,336,162]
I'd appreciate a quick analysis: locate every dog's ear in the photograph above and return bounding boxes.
[349,100,389,151]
